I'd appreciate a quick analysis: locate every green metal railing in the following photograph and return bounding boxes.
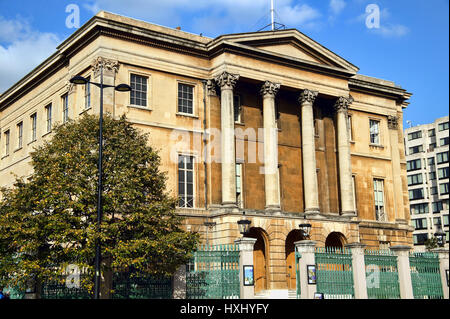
[409,252,444,299]
[315,247,354,299]
[41,272,92,299]
[186,244,240,299]
[112,272,172,299]
[41,268,173,299]
[295,251,301,299]
[364,249,401,299]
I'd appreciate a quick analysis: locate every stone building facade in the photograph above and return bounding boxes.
[0,12,413,294]
[404,116,449,251]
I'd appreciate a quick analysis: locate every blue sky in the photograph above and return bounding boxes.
[0,0,448,126]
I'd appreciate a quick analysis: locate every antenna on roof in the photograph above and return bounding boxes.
[257,0,286,32]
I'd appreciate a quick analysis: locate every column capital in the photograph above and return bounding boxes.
[206,79,217,96]
[390,245,412,255]
[215,71,239,90]
[260,81,281,97]
[388,115,399,130]
[234,237,257,251]
[298,89,318,105]
[334,96,354,114]
[92,56,120,78]
[294,240,317,253]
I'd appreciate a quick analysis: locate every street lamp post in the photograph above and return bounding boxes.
[70,68,131,299]
[299,216,312,240]
[434,222,446,248]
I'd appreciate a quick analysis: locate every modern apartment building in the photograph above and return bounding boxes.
[0,11,413,295]
[405,116,449,251]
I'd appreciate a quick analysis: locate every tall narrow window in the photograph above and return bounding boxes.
[369,119,380,145]
[348,115,353,141]
[236,163,244,208]
[45,104,52,133]
[374,179,386,221]
[178,155,194,208]
[62,94,69,123]
[30,113,37,142]
[352,175,357,212]
[178,83,194,115]
[130,74,148,107]
[234,95,242,123]
[4,130,10,156]
[85,77,91,109]
[17,122,23,149]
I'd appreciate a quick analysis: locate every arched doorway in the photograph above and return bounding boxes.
[325,232,347,249]
[247,227,269,294]
[285,230,305,290]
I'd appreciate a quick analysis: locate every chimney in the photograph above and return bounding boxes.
[176,26,181,30]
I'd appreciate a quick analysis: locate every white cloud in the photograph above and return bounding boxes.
[329,0,346,16]
[373,24,409,37]
[0,16,60,95]
[349,6,409,37]
[83,0,322,34]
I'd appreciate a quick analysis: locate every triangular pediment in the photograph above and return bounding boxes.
[213,29,359,74]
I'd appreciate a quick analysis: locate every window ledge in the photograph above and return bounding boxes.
[42,131,52,138]
[14,147,23,153]
[80,107,92,115]
[369,143,384,149]
[128,105,152,111]
[27,140,37,146]
[176,112,198,119]
[1,154,9,160]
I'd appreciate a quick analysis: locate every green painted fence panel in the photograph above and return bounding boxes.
[186,244,240,299]
[295,251,301,299]
[364,249,401,299]
[409,252,444,299]
[315,247,354,299]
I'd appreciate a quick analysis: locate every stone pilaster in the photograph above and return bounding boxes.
[299,89,319,215]
[261,81,281,211]
[346,243,368,299]
[235,237,257,299]
[390,245,414,299]
[91,57,120,116]
[215,71,239,207]
[388,115,406,224]
[334,96,356,217]
[295,240,317,299]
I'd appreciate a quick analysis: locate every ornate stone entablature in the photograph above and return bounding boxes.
[298,89,318,105]
[214,71,239,90]
[91,57,120,78]
[388,115,399,130]
[260,81,281,97]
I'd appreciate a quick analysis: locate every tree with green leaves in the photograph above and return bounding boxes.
[0,114,199,297]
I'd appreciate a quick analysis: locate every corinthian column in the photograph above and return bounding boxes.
[261,81,281,211]
[299,89,319,215]
[215,71,240,207]
[334,96,356,217]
